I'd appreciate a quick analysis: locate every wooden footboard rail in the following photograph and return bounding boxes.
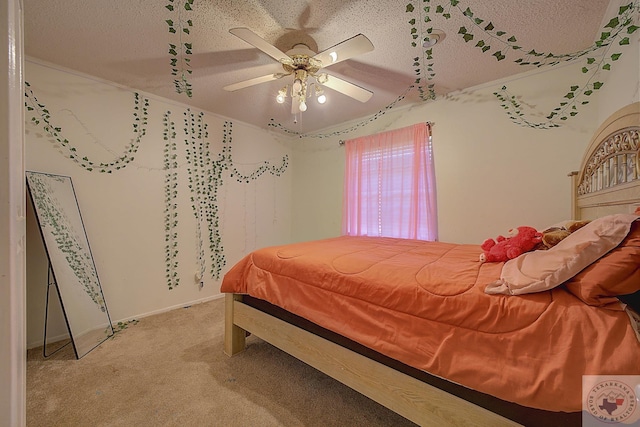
[224,294,521,427]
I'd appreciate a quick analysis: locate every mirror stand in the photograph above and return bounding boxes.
[43,262,72,358]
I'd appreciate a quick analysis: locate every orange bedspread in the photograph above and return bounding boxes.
[220,236,640,412]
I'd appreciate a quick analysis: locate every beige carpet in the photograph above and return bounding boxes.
[27,297,417,426]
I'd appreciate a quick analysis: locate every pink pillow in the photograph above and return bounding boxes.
[485,214,639,295]
[564,220,640,307]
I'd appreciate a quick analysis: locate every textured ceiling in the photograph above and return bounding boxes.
[23,0,613,135]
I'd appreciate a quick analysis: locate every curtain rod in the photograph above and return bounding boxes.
[338,121,434,146]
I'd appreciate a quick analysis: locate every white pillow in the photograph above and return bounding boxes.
[485,214,639,295]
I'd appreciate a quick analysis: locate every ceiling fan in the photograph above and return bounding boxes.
[224,28,374,115]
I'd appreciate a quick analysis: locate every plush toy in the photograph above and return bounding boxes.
[480,226,543,263]
[535,227,570,249]
[536,220,591,250]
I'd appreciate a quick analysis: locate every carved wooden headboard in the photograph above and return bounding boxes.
[570,102,640,220]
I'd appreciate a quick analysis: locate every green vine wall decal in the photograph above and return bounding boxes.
[112,319,139,334]
[184,110,222,284]
[158,115,289,290]
[225,125,289,180]
[180,115,289,286]
[440,2,638,68]
[406,1,436,101]
[267,85,415,139]
[24,82,149,172]
[405,0,639,128]
[460,1,638,127]
[492,86,559,129]
[27,173,107,312]
[163,112,180,289]
[166,0,194,97]
[24,82,290,291]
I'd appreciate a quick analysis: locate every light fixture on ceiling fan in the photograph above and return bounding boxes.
[274,60,329,114]
[224,28,374,117]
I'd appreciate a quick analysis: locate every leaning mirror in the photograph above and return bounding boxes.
[26,171,114,358]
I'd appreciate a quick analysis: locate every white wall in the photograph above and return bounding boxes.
[0,1,26,425]
[292,30,639,245]
[24,60,293,348]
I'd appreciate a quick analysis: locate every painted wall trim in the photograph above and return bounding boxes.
[0,0,26,426]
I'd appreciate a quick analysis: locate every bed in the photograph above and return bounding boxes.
[221,102,640,427]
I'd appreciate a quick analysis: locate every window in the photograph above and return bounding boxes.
[342,122,437,240]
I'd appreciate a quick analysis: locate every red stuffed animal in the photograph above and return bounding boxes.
[479,226,542,263]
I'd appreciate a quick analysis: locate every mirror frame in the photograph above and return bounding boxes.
[26,171,113,358]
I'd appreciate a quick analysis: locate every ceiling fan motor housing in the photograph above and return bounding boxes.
[282,43,321,75]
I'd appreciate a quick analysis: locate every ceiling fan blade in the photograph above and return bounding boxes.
[229,28,292,64]
[223,73,287,91]
[321,74,373,103]
[313,34,374,68]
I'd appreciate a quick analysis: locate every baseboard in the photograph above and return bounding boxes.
[26,293,225,349]
[113,293,225,325]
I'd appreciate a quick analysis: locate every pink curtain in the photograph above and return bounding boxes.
[342,122,438,241]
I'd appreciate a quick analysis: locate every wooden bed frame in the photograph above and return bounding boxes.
[570,102,640,220]
[224,102,640,427]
